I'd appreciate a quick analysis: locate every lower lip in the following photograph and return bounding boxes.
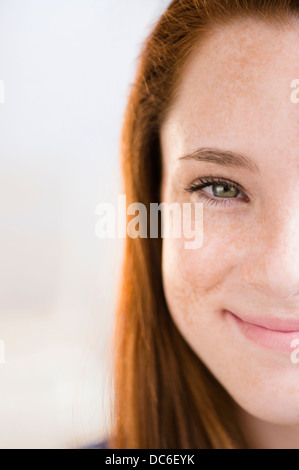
[224,310,299,353]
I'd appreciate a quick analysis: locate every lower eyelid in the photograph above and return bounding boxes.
[199,193,241,206]
[192,188,248,207]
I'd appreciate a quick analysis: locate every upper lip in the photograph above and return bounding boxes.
[226,310,299,332]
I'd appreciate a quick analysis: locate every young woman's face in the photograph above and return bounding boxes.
[160,17,299,427]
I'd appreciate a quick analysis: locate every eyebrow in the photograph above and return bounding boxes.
[178,147,259,172]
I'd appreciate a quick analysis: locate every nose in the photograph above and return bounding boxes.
[241,207,299,300]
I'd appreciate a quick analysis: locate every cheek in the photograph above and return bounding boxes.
[161,230,227,336]
[161,231,232,382]
[162,214,246,298]
[161,212,252,339]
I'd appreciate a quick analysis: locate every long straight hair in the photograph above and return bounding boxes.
[109,0,298,449]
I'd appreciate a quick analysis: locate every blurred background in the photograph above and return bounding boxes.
[0,0,171,449]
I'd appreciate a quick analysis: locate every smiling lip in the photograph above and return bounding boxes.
[224,309,299,352]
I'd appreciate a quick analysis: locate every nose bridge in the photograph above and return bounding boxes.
[241,204,299,299]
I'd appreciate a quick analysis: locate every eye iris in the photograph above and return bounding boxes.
[213,183,238,198]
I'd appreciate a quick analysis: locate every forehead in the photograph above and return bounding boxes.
[160,17,299,168]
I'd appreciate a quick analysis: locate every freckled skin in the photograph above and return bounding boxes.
[160,17,299,448]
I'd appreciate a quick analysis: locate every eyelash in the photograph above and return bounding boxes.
[184,176,249,207]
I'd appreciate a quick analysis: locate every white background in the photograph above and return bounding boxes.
[0,0,171,448]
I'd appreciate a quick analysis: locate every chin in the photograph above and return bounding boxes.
[207,348,299,426]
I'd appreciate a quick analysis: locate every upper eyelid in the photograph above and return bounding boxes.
[187,176,245,193]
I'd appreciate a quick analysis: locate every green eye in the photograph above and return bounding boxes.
[185,176,248,208]
[212,183,239,198]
